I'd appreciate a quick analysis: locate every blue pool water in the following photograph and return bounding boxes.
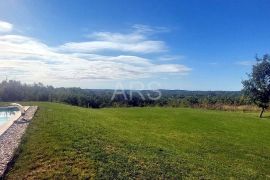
[0,108,20,126]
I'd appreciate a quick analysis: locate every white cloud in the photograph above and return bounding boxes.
[0,23,191,85]
[150,64,191,74]
[0,20,13,33]
[60,25,169,54]
[132,24,170,34]
[60,40,166,54]
[235,60,255,66]
[88,32,145,42]
[158,55,185,61]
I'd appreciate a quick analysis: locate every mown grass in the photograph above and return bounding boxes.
[5,102,270,179]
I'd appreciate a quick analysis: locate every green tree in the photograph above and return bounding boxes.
[242,54,270,118]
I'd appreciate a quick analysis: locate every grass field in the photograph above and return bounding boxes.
[5,102,270,179]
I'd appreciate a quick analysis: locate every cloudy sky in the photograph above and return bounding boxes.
[1,0,270,90]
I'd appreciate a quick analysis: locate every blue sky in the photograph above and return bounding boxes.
[0,0,270,90]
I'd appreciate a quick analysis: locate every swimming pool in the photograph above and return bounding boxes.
[0,107,20,126]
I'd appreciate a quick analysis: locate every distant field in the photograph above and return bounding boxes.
[5,102,270,179]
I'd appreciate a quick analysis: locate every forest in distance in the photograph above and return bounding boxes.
[0,80,253,110]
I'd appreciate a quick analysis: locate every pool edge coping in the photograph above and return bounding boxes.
[0,106,30,136]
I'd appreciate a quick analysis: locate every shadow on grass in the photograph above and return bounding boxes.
[261,116,270,120]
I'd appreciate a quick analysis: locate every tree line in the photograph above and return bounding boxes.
[0,80,251,109]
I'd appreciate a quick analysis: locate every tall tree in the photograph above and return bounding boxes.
[242,54,270,118]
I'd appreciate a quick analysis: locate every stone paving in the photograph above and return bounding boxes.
[0,106,38,177]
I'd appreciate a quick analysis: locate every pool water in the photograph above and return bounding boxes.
[0,108,20,126]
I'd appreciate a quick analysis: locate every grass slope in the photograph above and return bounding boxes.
[5,102,270,179]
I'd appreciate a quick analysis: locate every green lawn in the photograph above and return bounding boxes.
[6,102,270,179]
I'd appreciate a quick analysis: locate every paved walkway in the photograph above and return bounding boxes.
[0,106,38,177]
